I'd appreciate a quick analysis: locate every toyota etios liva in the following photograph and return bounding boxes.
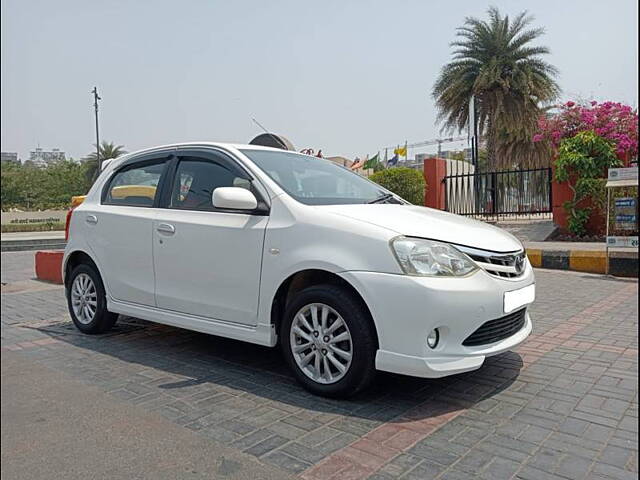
[64,143,535,397]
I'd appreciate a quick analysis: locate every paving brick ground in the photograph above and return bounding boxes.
[1,251,637,479]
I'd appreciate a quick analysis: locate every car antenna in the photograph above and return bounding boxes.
[251,117,287,149]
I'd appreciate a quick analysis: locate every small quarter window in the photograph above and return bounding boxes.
[104,161,165,207]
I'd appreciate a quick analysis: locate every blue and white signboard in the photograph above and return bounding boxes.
[614,197,637,231]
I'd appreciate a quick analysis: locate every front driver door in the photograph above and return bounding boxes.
[152,148,269,326]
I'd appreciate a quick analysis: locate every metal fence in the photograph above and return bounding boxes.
[444,165,553,220]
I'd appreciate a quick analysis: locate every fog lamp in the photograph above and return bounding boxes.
[427,329,439,349]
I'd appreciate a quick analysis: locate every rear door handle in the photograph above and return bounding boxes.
[156,223,175,235]
[86,214,98,225]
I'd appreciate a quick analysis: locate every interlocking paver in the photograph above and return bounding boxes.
[263,450,312,474]
[402,460,446,479]
[1,251,638,480]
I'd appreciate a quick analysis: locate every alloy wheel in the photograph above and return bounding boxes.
[290,303,353,384]
[71,273,98,325]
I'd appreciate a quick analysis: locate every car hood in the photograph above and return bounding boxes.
[317,204,523,253]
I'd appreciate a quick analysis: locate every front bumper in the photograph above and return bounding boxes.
[341,264,534,378]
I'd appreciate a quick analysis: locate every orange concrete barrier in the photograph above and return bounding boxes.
[35,250,64,284]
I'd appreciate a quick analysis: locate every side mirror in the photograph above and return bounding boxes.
[212,187,258,211]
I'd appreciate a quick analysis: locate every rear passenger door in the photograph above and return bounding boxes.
[152,148,269,326]
[87,151,173,306]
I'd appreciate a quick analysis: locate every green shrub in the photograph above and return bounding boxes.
[369,167,426,205]
[555,131,621,236]
[1,160,92,211]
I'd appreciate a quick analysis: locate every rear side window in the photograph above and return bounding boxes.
[104,161,165,207]
[170,157,248,211]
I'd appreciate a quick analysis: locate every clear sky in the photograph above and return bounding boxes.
[1,0,638,161]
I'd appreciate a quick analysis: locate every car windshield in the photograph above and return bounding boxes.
[240,149,395,205]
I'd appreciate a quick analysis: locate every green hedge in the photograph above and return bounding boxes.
[1,222,66,233]
[369,167,426,205]
[1,160,92,211]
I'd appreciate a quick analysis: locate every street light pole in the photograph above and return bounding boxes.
[92,86,101,173]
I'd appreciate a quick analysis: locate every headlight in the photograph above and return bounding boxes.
[390,237,478,277]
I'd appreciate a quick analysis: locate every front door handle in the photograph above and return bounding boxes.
[156,223,175,235]
[86,214,98,225]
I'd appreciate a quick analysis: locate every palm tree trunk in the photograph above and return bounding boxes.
[487,112,499,172]
[486,113,498,172]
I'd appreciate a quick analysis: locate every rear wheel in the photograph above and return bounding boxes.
[281,284,377,398]
[66,263,118,334]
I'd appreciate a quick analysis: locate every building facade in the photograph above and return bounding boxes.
[29,148,65,167]
[1,152,20,165]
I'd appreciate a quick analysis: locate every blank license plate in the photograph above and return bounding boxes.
[504,284,535,313]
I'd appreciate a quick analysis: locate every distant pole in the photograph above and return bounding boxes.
[92,87,101,173]
[469,95,478,169]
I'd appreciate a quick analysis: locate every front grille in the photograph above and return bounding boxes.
[457,246,527,279]
[462,308,527,346]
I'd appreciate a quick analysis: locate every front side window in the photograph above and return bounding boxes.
[170,157,248,211]
[240,149,392,205]
[104,161,165,207]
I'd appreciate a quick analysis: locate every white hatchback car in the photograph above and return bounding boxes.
[64,143,535,397]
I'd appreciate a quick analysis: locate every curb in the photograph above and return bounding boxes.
[1,238,67,252]
[526,248,638,277]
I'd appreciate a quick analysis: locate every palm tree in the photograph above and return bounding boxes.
[432,7,559,170]
[494,114,553,169]
[83,141,127,181]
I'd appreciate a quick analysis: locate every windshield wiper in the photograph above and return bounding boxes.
[368,193,395,204]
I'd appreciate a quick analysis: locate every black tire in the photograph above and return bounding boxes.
[281,284,377,398]
[66,263,118,334]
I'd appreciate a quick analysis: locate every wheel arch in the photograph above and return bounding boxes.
[270,269,379,347]
[64,250,101,288]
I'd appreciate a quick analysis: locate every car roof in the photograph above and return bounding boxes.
[131,141,289,157]
[108,141,301,171]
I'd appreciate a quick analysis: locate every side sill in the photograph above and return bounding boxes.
[107,298,277,347]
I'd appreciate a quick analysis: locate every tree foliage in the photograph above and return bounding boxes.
[1,160,93,210]
[1,138,126,211]
[433,7,559,170]
[535,101,638,158]
[83,141,127,182]
[555,131,621,236]
[369,167,426,205]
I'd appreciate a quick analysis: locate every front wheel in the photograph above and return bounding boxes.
[281,284,377,398]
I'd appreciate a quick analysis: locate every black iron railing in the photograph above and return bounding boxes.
[444,166,552,220]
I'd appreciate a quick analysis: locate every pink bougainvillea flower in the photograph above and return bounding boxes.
[535,100,638,157]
